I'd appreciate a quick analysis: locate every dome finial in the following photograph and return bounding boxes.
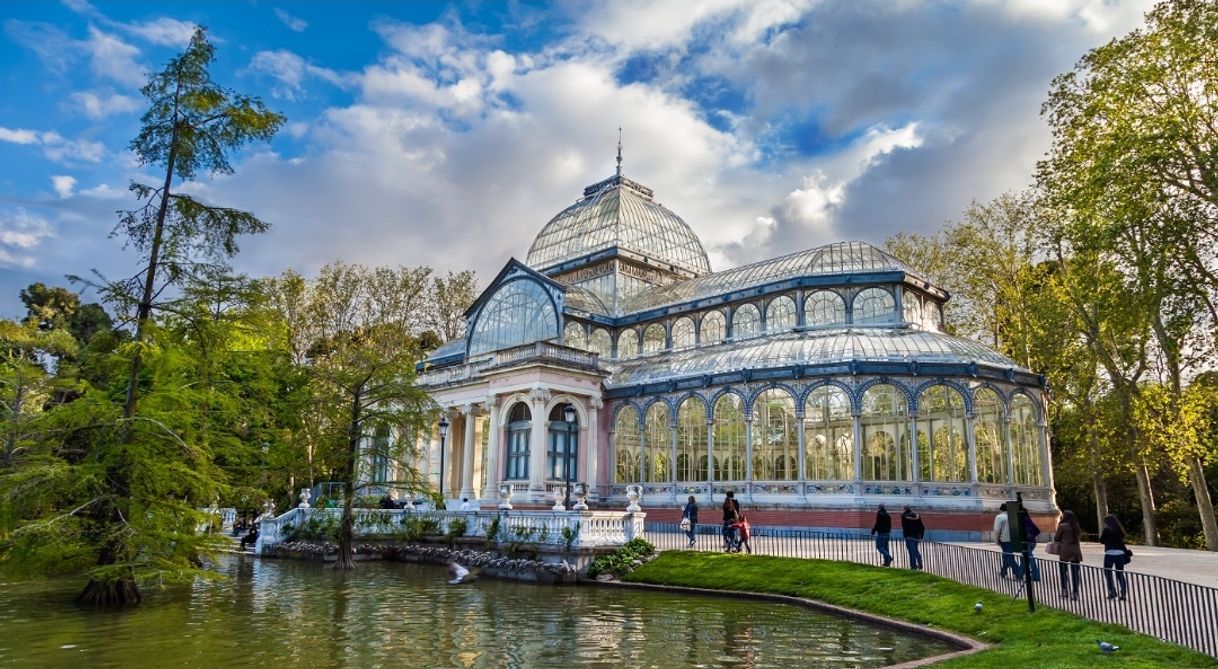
[616,126,623,177]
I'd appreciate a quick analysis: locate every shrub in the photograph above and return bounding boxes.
[485,515,502,547]
[561,522,581,551]
[587,538,655,579]
[446,517,468,543]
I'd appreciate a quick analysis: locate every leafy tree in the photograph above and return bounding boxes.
[429,270,477,343]
[0,320,77,468]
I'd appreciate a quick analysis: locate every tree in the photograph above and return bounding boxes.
[2,28,284,606]
[429,270,477,343]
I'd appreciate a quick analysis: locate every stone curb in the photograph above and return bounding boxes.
[593,580,990,668]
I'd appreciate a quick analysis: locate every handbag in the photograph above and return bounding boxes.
[679,517,691,531]
[1045,540,1060,555]
[1123,547,1133,563]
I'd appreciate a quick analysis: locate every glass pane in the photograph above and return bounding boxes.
[712,394,746,481]
[805,290,846,326]
[589,328,613,358]
[618,329,639,358]
[643,403,670,482]
[861,384,910,481]
[1011,395,1042,485]
[765,295,797,333]
[852,287,895,325]
[916,385,968,482]
[642,323,667,354]
[613,406,640,483]
[732,303,761,340]
[563,321,588,349]
[751,389,797,481]
[700,310,725,345]
[974,388,1007,484]
[671,317,695,350]
[469,278,558,356]
[677,398,707,481]
[805,386,854,480]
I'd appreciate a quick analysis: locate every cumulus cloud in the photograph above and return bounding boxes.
[0,125,105,164]
[69,90,142,118]
[248,50,350,100]
[0,208,54,268]
[275,8,308,32]
[51,175,77,198]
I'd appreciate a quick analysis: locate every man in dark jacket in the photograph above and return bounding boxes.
[870,505,893,566]
[900,506,925,569]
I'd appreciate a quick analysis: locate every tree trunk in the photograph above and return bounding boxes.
[1187,454,1218,551]
[1091,471,1108,534]
[1133,456,1158,546]
[334,388,362,570]
[76,578,142,607]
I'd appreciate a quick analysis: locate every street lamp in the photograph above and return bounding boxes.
[438,415,450,504]
[563,404,577,510]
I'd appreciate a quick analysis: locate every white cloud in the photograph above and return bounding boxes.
[83,25,145,86]
[0,125,104,164]
[121,17,197,46]
[79,182,126,199]
[248,50,349,100]
[51,175,77,198]
[0,126,40,144]
[275,8,308,32]
[0,208,54,268]
[69,90,141,118]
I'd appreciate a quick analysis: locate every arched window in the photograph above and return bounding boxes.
[547,404,578,482]
[765,295,797,333]
[805,290,846,326]
[700,310,726,345]
[916,385,968,482]
[732,303,761,340]
[563,321,587,349]
[671,317,696,350]
[642,323,666,354]
[613,406,640,483]
[903,289,923,327]
[643,402,670,483]
[618,329,639,359]
[752,389,797,481]
[974,388,1007,484]
[676,397,707,481]
[589,328,612,358]
[505,403,531,481]
[860,384,910,481]
[852,287,895,325]
[1011,394,1043,486]
[712,394,746,481]
[805,386,854,480]
[469,278,558,356]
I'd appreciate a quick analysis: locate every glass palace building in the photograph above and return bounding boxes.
[417,162,1057,535]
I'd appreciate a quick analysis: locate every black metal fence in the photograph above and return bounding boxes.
[644,521,1218,659]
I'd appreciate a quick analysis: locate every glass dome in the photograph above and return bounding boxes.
[526,175,711,276]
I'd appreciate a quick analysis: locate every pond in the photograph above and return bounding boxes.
[0,556,955,668]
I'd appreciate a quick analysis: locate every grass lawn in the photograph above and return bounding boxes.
[624,552,1218,668]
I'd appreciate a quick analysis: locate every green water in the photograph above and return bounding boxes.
[0,556,953,668]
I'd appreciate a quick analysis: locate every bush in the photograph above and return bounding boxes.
[397,515,441,541]
[446,517,468,543]
[284,513,340,542]
[587,538,655,579]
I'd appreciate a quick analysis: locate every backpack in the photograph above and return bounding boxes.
[1023,514,1041,541]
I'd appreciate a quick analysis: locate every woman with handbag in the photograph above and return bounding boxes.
[681,495,698,547]
[1099,514,1130,601]
[1051,510,1083,600]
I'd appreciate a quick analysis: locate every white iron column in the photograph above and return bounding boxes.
[482,395,501,500]
[966,411,979,484]
[852,412,863,483]
[706,416,715,501]
[1003,414,1015,486]
[796,410,807,496]
[909,411,921,487]
[586,397,601,498]
[528,387,550,495]
[744,414,754,500]
[669,410,679,504]
[460,404,476,501]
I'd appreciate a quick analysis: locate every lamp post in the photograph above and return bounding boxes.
[438,415,450,505]
[563,404,577,510]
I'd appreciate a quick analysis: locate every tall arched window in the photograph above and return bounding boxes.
[916,385,968,482]
[469,278,558,355]
[765,295,797,333]
[903,289,923,327]
[671,317,696,350]
[805,386,854,480]
[806,290,846,326]
[563,322,587,349]
[643,402,670,483]
[676,397,707,481]
[1011,394,1043,486]
[732,304,761,340]
[852,287,895,325]
[613,406,640,483]
[642,323,666,354]
[505,403,531,481]
[589,328,612,358]
[974,388,1007,484]
[752,389,798,480]
[713,394,746,481]
[700,310,726,345]
[861,384,910,481]
[546,404,578,482]
[618,329,639,359]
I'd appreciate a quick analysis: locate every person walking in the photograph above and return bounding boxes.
[993,503,1022,579]
[1053,509,1083,600]
[722,491,742,552]
[1020,510,1042,582]
[681,495,699,547]
[871,504,893,566]
[1099,514,1129,601]
[900,506,925,569]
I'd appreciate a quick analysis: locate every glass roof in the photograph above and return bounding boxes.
[621,241,930,313]
[606,328,1021,387]
[564,284,610,314]
[526,175,711,276]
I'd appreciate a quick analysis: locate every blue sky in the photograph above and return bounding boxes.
[0,0,1156,317]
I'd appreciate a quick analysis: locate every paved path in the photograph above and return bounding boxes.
[951,541,1218,590]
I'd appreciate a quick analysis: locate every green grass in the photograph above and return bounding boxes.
[624,552,1218,668]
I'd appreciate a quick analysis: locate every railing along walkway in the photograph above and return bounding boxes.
[645,522,1218,659]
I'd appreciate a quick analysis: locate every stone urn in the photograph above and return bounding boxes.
[498,484,514,510]
[298,488,312,509]
[552,486,567,511]
[573,482,589,511]
[261,500,276,518]
[625,484,642,512]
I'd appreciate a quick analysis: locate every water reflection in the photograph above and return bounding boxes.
[0,557,952,668]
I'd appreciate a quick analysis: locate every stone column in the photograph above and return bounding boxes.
[460,404,476,502]
[586,397,601,500]
[528,387,550,496]
[482,395,501,500]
